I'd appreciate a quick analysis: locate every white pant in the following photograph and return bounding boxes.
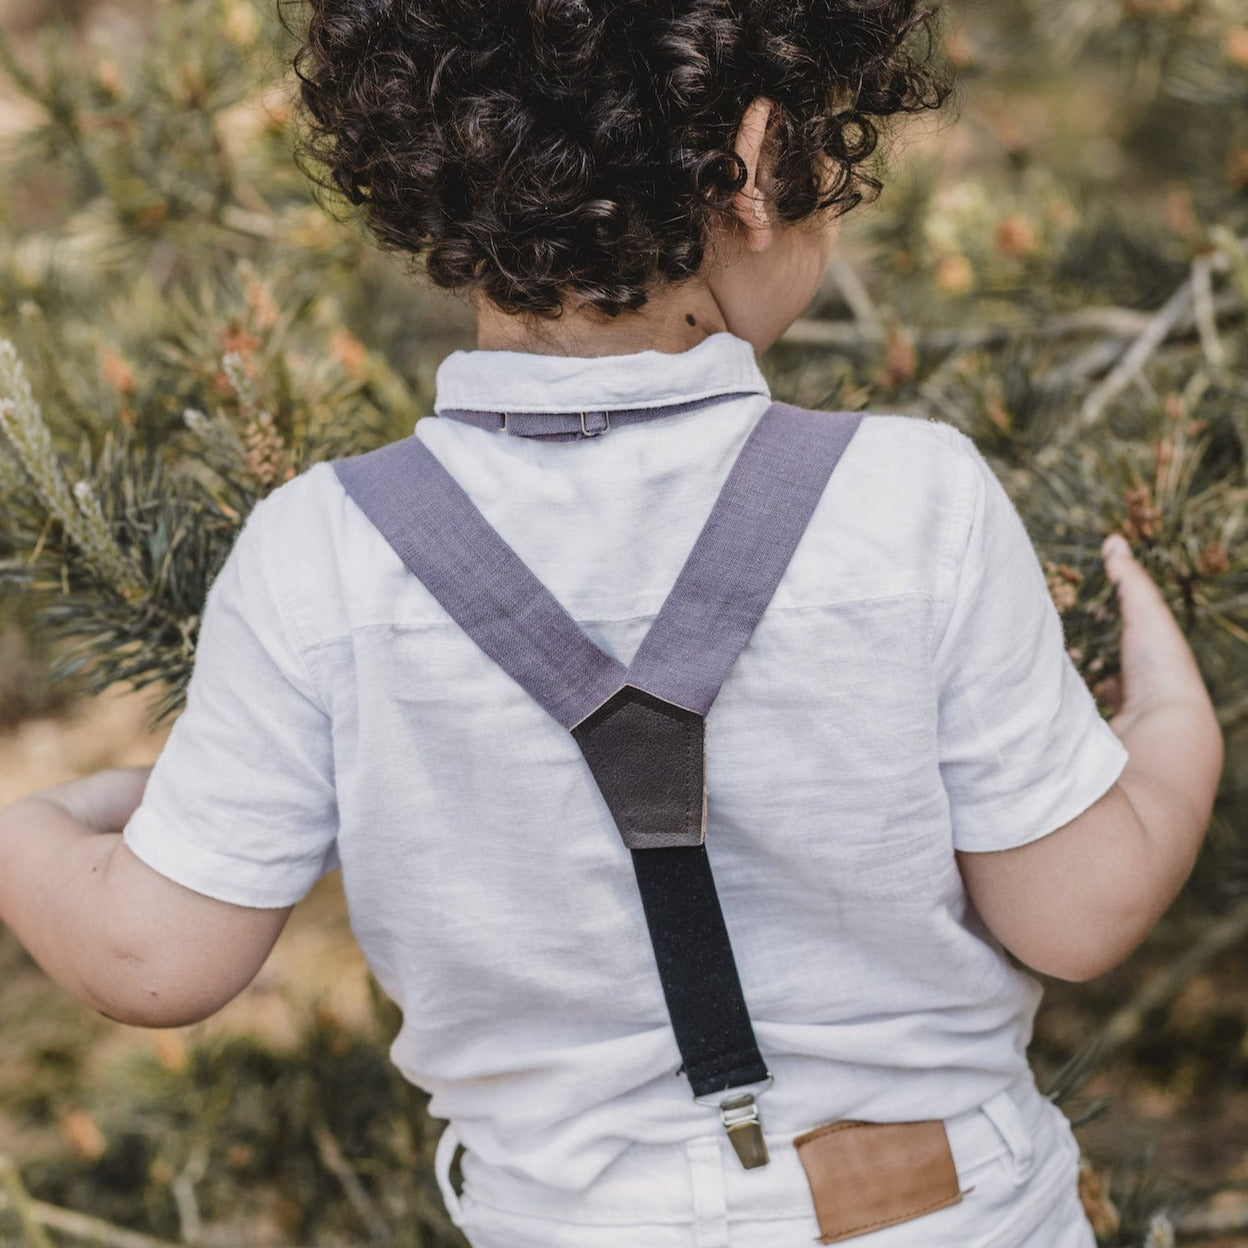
[435,1076,1095,1248]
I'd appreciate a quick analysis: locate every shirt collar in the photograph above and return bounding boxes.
[432,331,769,416]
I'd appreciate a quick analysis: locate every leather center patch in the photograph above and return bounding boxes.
[571,686,706,850]
[794,1118,963,1244]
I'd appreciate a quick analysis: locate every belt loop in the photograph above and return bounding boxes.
[980,1088,1035,1185]
[686,1137,730,1248]
[434,1122,466,1227]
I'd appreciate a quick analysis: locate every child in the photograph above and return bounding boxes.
[0,2,1225,1245]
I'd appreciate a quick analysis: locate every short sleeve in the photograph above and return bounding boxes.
[123,493,339,907]
[933,432,1129,853]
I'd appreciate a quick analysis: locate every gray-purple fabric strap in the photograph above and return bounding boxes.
[628,402,862,714]
[333,402,864,728]
[333,438,625,729]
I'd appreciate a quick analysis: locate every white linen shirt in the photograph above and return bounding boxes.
[123,331,1128,1195]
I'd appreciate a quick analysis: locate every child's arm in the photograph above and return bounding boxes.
[0,767,291,1027]
[957,534,1224,982]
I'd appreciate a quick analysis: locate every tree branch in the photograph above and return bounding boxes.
[0,1155,55,1248]
[1176,1197,1248,1240]
[312,1119,395,1247]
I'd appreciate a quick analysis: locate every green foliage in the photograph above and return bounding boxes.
[0,0,444,726]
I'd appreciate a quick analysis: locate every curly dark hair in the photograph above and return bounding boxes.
[286,0,953,318]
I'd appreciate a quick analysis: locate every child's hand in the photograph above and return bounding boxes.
[1099,533,1212,738]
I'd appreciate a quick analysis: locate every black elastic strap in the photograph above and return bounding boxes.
[633,844,770,1096]
[571,686,765,1099]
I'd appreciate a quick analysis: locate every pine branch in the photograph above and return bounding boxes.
[0,1179,290,1248]
[14,303,101,440]
[0,342,144,597]
[785,304,1163,351]
[312,1119,395,1247]
[784,276,1245,385]
[1080,273,1200,427]
[1176,1197,1248,1240]
[170,1138,208,1247]
[0,1155,55,1248]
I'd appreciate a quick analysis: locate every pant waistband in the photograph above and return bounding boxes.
[436,1074,1054,1229]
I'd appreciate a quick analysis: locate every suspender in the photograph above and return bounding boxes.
[332,401,863,1168]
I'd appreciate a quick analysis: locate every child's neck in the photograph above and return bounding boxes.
[473,283,733,358]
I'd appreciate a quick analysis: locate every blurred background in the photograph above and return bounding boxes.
[0,0,1245,1244]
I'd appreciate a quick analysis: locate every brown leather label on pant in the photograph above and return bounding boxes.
[794,1118,963,1244]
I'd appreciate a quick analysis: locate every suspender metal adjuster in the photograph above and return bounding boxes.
[496,411,612,437]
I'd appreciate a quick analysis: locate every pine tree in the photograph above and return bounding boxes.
[0,0,452,724]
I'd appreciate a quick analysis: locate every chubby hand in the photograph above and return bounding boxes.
[1098,533,1217,737]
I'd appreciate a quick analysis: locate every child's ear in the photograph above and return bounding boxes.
[731,96,776,254]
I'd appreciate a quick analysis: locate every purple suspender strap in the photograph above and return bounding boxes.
[332,401,864,1168]
[333,402,863,723]
[331,433,626,730]
[628,402,863,714]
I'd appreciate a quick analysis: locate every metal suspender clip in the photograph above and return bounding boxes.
[697,1076,773,1170]
[721,1093,769,1169]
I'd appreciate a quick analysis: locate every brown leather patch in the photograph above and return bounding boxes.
[794,1118,963,1244]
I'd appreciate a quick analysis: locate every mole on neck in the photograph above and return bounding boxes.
[473,286,730,357]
